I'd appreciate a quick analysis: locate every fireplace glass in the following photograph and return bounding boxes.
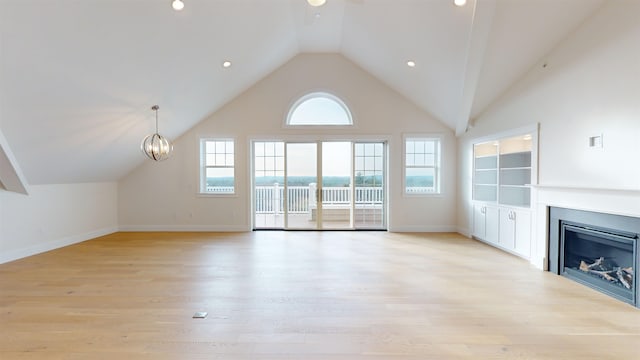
[561,221,636,304]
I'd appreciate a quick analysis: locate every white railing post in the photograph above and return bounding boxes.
[309,183,317,220]
[273,182,280,215]
[309,183,317,207]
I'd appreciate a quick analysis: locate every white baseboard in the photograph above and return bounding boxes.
[388,225,458,233]
[118,224,251,232]
[456,227,471,238]
[0,226,118,264]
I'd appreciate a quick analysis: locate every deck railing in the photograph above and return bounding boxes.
[248,183,383,214]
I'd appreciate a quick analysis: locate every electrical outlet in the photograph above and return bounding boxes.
[589,134,603,148]
[192,311,208,319]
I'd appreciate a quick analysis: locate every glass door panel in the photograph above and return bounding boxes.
[253,141,285,229]
[285,143,318,229]
[354,142,385,229]
[253,140,386,230]
[321,142,353,229]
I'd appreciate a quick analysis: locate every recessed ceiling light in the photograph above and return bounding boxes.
[407,60,416,68]
[222,61,232,68]
[453,0,467,6]
[172,0,184,11]
[307,0,327,7]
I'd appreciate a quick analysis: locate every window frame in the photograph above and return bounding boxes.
[403,134,442,196]
[285,92,354,127]
[199,138,236,195]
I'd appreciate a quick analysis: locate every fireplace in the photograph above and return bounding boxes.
[549,207,640,307]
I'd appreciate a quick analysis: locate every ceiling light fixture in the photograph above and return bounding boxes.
[141,105,173,161]
[222,60,232,68]
[307,0,327,7]
[453,0,467,6]
[172,0,185,11]
[407,60,416,68]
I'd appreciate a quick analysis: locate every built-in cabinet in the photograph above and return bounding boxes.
[472,130,536,259]
[473,203,498,245]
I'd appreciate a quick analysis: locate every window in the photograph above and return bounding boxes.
[287,92,352,126]
[201,139,234,194]
[404,136,441,194]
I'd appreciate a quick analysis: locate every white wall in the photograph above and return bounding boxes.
[457,0,640,266]
[119,54,457,232]
[0,182,118,263]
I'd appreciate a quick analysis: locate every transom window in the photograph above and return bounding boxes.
[200,139,235,194]
[404,136,441,195]
[286,92,353,126]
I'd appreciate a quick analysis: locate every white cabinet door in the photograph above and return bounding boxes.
[513,209,531,258]
[485,205,499,245]
[473,203,499,245]
[499,208,516,250]
[498,207,531,258]
[472,203,487,239]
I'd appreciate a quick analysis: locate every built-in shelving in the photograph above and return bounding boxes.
[473,143,498,202]
[473,136,533,207]
[472,129,537,260]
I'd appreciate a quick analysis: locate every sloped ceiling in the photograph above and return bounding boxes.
[0,0,604,185]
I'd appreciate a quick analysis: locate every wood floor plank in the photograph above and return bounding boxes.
[1,231,639,359]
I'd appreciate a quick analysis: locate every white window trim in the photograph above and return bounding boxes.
[402,134,443,196]
[199,138,236,196]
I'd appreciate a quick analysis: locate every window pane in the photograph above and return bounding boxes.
[405,167,435,193]
[424,154,435,166]
[365,157,374,170]
[406,141,414,153]
[255,157,265,172]
[404,137,440,194]
[205,167,235,192]
[406,153,414,167]
[206,154,216,166]
[374,143,383,156]
[215,141,225,153]
[288,93,352,125]
[365,143,374,156]
[265,143,274,156]
[202,139,235,193]
[275,142,284,156]
[375,157,383,170]
[255,142,264,156]
[204,141,213,153]
[424,141,435,153]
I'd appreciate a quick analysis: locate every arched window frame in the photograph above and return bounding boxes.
[285,92,354,127]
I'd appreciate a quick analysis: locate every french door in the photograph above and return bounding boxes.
[253,140,386,230]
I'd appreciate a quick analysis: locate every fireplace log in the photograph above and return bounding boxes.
[587,269,618,282]
[579,257,606,272]
[616,268,633,289]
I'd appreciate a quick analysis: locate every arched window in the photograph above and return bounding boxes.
[286,92,353,126]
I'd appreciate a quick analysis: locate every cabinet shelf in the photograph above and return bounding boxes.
[473,134,534,207]
[500,166,531,171]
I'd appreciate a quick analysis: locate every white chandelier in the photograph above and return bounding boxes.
[141,105,173,161]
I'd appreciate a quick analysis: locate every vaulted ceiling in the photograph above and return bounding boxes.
[0,0,605,186]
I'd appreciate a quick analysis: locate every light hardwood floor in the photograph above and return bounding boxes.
[1,231,639,359]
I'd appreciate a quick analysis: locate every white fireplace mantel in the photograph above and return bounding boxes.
[530,185,640,270]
